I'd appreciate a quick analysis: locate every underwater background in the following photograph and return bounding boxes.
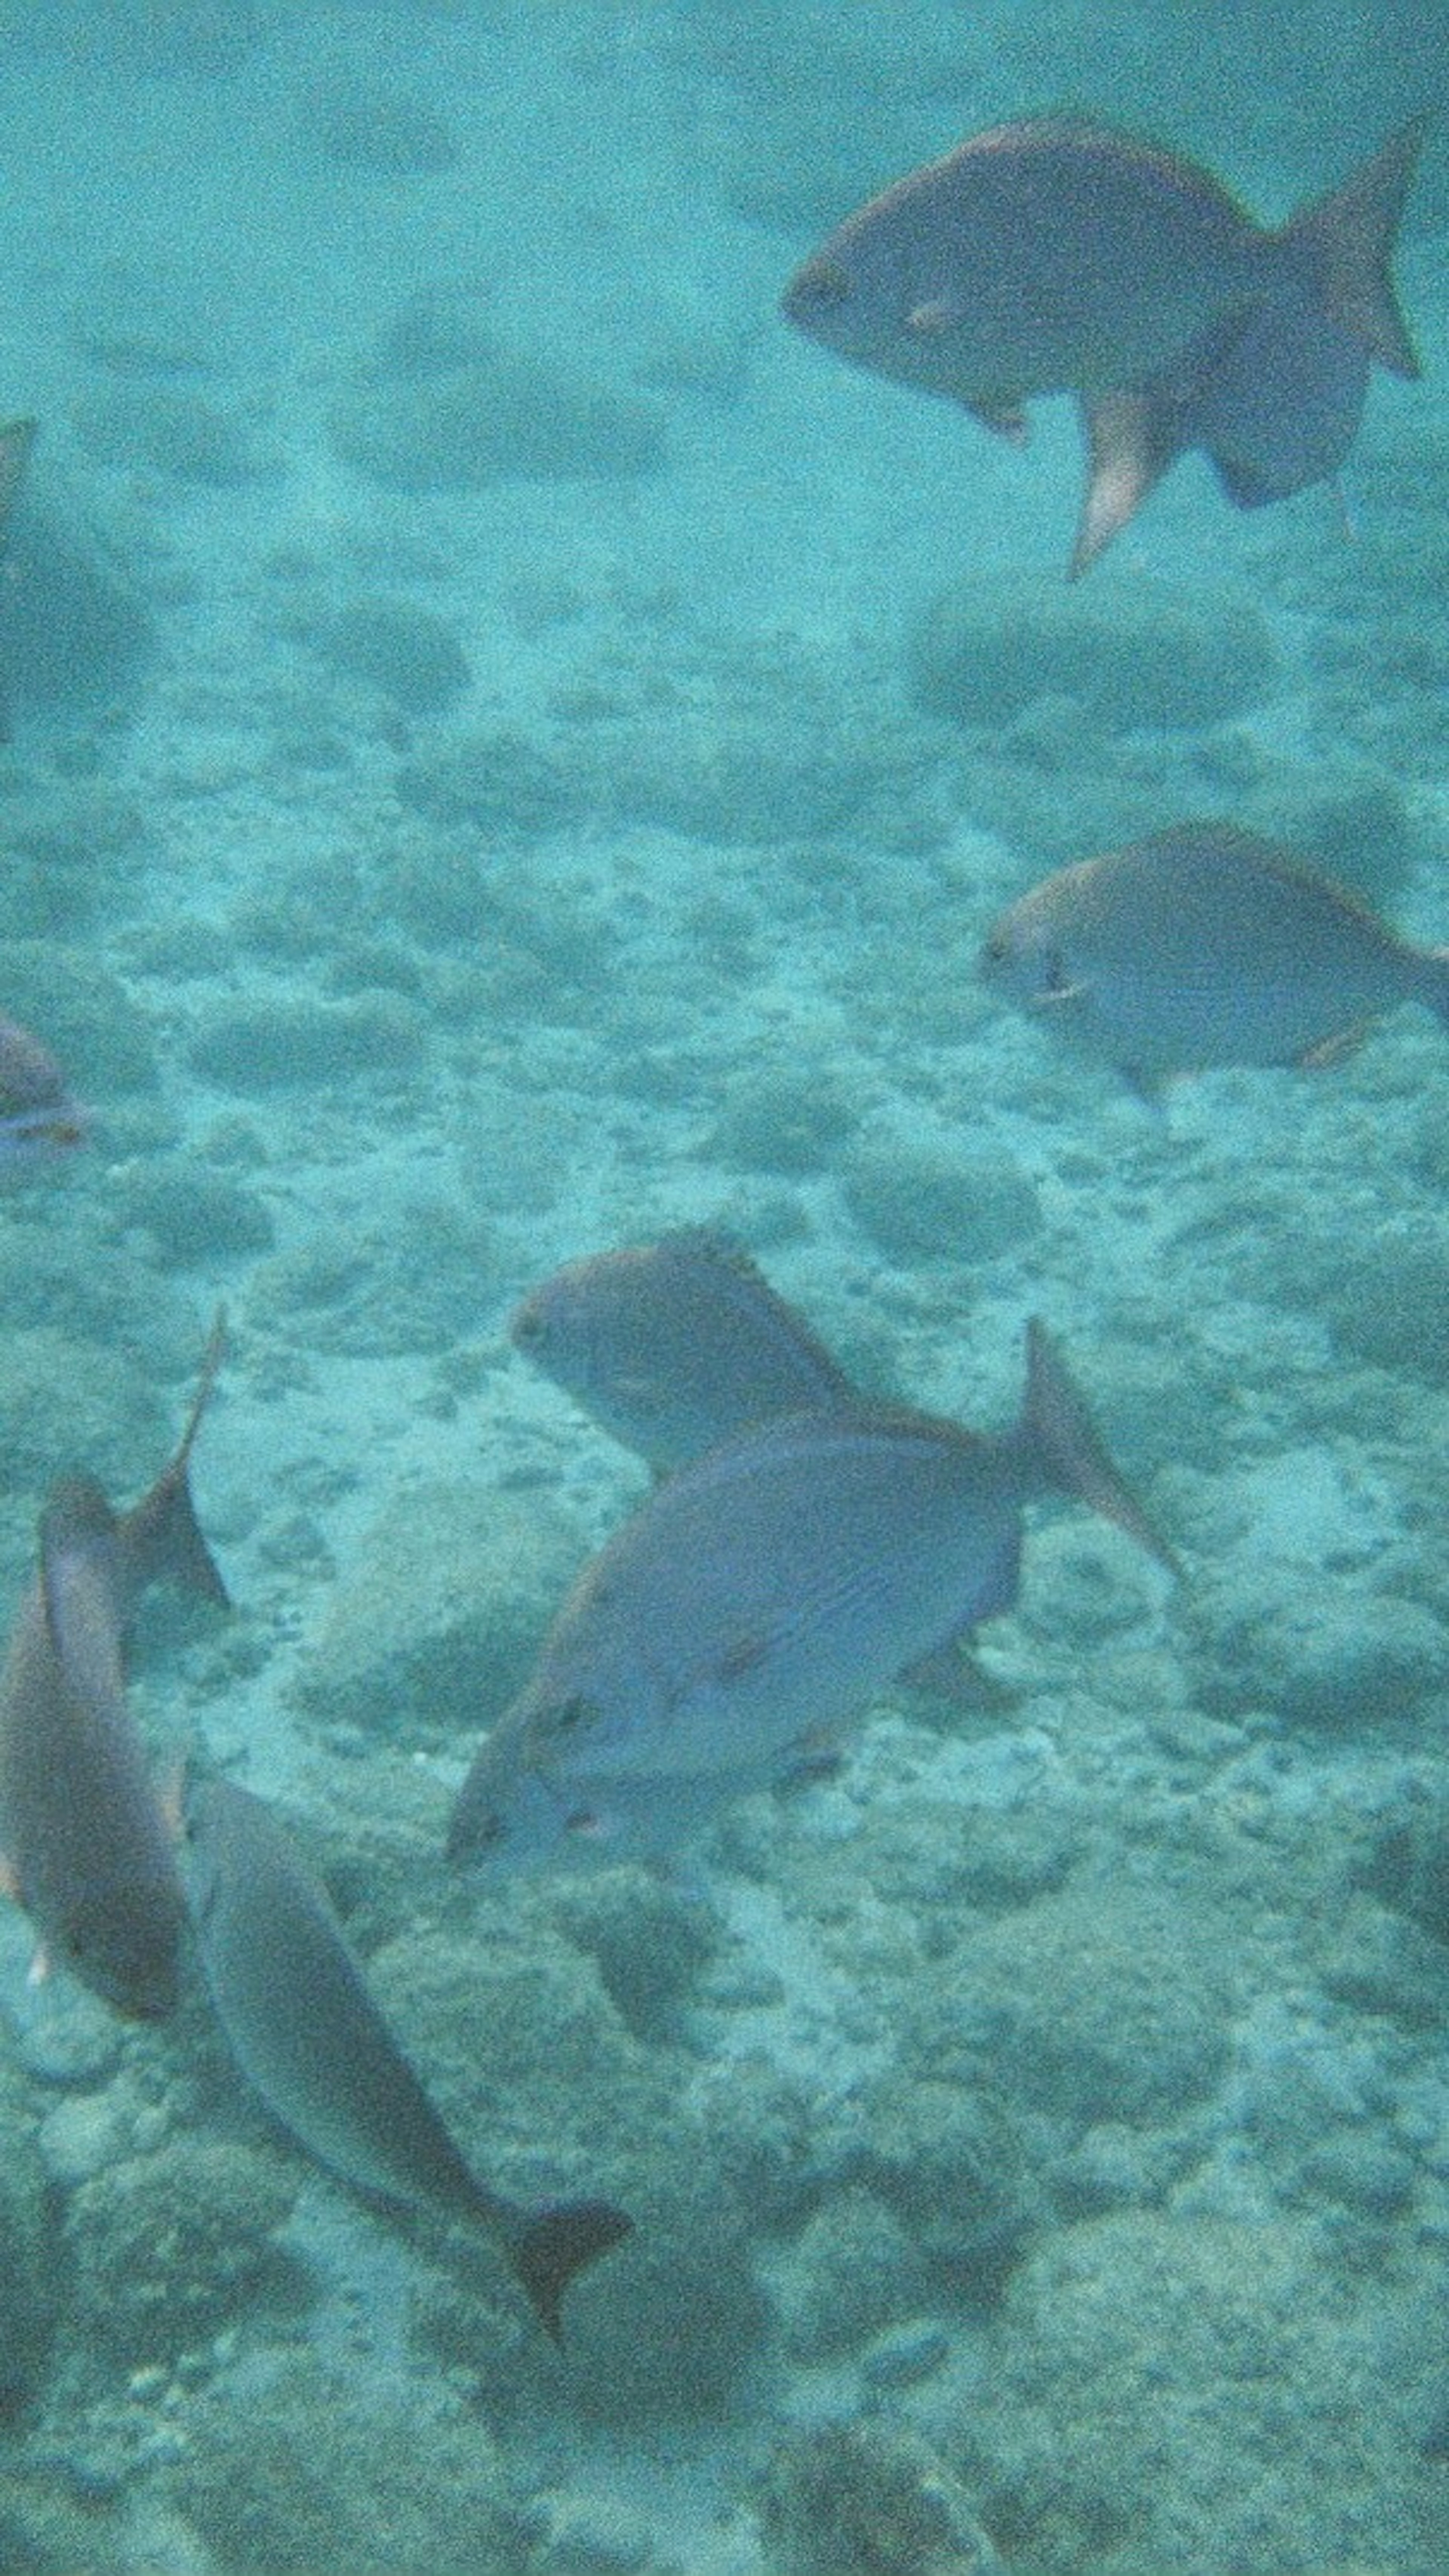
[0,1,1447,2569]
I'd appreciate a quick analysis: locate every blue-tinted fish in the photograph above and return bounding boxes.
[978,822,1449,1091]
[0,1319,227,2018]
[185,1775,631,2342]
[448,1322,1175,1872]
[781,114,1426,572]
[510,1229,857,1474]
[0,1012,87,1176]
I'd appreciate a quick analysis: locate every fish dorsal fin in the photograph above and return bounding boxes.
[1071,389,1185,576]
[1280,114,1431,380]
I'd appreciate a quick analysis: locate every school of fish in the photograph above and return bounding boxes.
[0,86,1440,2383]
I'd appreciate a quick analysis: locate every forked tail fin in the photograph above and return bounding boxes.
[1021,1319,1180,1577]
[511,2197,633,2346]
[121,1309,230,1605]
[1281,115,1431,379]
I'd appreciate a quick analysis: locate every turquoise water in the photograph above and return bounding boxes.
[0,3,1446,2568]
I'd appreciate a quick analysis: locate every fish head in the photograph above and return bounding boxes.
[781,198,935,380]
[978,885,1086,1021]
[58,1876,183,2021]
[449,1754,652,1875]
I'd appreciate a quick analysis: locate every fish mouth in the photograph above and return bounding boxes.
[781,257,854,322]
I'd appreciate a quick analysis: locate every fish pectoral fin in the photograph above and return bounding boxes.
[1072,388,1184,577]
[906,295,962,336]
[1028,978,1089,1011]
[26,1942,52,1988]
[965,395,1029,444]
[0,1852,22,1905]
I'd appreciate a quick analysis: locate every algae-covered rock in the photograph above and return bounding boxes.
[0,2052,60,2420]
[843,1124,1041,1265]
[168,2352,529,2576]
[958,2207,1449,2573]
[898,1873,1233,2129]
[187,987,426,1091]
[908,570,1278,732]
[290,1479,584,1751]
[330,346,666,491]
[303,594,472,716]
[760,2419,1005,2576]
[65,2137,304,2369]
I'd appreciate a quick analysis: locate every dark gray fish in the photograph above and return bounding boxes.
[449,1322,1174,1873]
[782,114,1426,572]
[184,1776,631,2343]
[0,1317,227,2020]
[510,1229,857,1474]
[978,822,1449,1090]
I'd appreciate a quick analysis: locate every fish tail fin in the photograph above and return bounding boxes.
[1020,1319,1180,1576]
[511,2197,633,2345]
[122,1309,230,1605]
[1282,115,1431,379]
[1072,388,1186,577]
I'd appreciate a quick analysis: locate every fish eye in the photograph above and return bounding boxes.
[511,1305,545,1347]
[981,930,1008,965]
[551,1694,592,1734]
[1043,948,1071,994]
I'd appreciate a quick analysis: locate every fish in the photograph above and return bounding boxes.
[0,1012,88,1175]
[510,1228,858,1475]
[448,1320,1175,1873]
[978,822,1449,1092]
[183,1775,632,2343]
[781,114,1426,573]
[0,1316,228,2019]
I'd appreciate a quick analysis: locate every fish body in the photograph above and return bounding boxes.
[511,1228,857,1474]
[979,823,1449,1089]
[184,1777,631,2341]
[0,1013,87,1176]
[0,1319,228,2018]
[449,1322,1172,1871]
[782,115,1425,571]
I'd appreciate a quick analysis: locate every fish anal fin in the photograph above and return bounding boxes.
[904,1640,1017,1714]
[966,395,1029,444]
[1296,1022,1370,1070]
[511,2198,633,2345]
[1072,389,1184,576]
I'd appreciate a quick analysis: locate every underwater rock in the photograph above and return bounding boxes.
[898,1874,1234,2130]
[850,2076,1041,2295]
[301,594,472,716]
[759,2419,1005,2576]
[0,2051,60,2420]
[704,1057,859,1177]
[166,2352,528,2576]
[958,2206,1449,2573]
[0,782,152,939]
[309,80,460,174]
[329,348,666,492]
[247,1199,501,1359]
[0,935,157,1090]
[188,987,426,1090]
[775,2187,924,2361]
[124,1164,275,1266]
[843,1124,1041,1265]
[1196,1577,1446,1731]
[64,2137,304,2372]
[545,1866,720,2044]
[71,386,280,486]
[0,503,156,721]
[908,570,1278,732]
[290,1480,585,1752]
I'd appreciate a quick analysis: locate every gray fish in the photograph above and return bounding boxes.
[0,1010,87,1176]
[978,822,1449,1091]
[510,1229,857,1474]
[781,114,1425,573]
[184,1775,631,2342]
[0,1317,228,2019]
[448,1322,1174,1872]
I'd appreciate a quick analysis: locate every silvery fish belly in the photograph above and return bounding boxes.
[451,1405,1029,1863]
